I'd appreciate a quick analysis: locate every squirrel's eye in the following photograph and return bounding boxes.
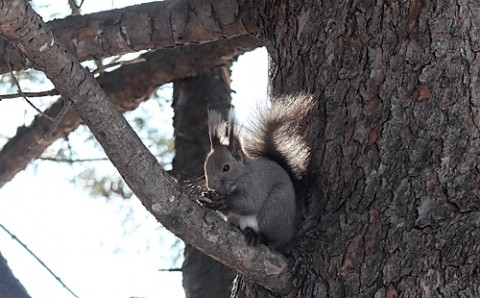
[222,164,230,172]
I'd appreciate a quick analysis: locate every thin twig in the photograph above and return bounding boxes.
[0,57,145,99]
[7,63,55,122]
[0,89,59,100]
[0,223,80,298]
[91,57,146,76]
[38,156,110,163]
[28,98,72,150]
[157,268,182,272]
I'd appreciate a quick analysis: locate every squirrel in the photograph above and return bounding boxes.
[201,93,315,249]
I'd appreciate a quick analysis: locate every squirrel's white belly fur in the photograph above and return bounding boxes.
[226,213,259,232]
[238,215,259,232]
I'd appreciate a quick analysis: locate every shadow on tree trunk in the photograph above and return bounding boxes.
[172,67,236,298]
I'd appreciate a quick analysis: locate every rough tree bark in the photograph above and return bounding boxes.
[2,0,479,297]
[0,0,257,74]
[172,67,235,298]
[0,35,261,188]
[236,0,480,297]
[0,0,291,295]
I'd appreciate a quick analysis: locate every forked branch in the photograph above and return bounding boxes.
[0,0,291,294]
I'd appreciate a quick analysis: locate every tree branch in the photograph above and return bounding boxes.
[0,34,261,188]
[0,89,59,99]
[0,224,79,298]
[6,65,55,122]
[0,0,258,74]
[0,0,291,294]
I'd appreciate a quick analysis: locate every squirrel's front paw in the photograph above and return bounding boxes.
[200,189,217,201]
[200,190,227,210]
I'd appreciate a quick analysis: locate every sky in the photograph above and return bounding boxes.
[0,1,268,297]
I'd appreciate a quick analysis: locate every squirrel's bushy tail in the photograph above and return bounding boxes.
[245,93,317,180]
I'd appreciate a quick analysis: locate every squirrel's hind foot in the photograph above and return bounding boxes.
[242,227,263,246]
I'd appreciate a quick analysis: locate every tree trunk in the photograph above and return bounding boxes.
[2,0,479,297]
[0,252,30,298]
[172,67,236,297]
[235,0,480,297]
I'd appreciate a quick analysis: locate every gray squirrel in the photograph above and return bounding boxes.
[201,94,315,249]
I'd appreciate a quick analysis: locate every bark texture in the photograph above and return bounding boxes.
[0,0,258,74]
[0,252,30,298]
[172,68,235,298]
[0,0,291,294]
[0,35,261,188]
[236,0,480,297]
[3,0,479,297]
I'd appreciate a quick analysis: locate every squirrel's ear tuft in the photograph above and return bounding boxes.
[207,110,227,149]
[227,111,245,160]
